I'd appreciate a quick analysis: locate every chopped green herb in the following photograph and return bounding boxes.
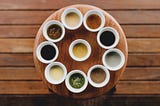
[69,73,85,89]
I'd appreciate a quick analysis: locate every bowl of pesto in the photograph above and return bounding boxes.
[65,70,88,93]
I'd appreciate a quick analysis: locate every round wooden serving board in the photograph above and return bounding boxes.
[33,4,128,99]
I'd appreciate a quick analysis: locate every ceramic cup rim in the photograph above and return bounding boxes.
[83,9,105,32]
[102,48,125,71]
[69,39,91,61]
[36,41,59,64]
[44,62,67,85]
[87,65,110,88]
[43,20,65,43]
[65,70,88,93]
[61,7,83,30]
[97,27,119,49]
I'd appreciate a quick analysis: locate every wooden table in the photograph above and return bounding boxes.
[0,0,160,105]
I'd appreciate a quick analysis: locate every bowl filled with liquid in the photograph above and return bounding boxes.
[36,41,59,64]
[102,48,125,71]
[83,10,105,32]
[61,8,83,30]
[69,39,91,61]
[45,62,67,85]
[87,65,110,88]
[97,27,119,49]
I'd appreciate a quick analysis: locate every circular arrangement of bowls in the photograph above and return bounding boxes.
[33,4,128,99]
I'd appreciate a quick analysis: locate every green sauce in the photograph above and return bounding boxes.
[69,73,85,89]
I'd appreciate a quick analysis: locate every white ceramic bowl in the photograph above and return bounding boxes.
[87,65,110,88]
[83,10,105,32]
[102,48,125,71]
[97,27,119,49]
[61,8,83,30]
[43,20,65,42]
[36,41,59,64]
[45,62,67,85]
[69,39,91,61]
[65,70,88,93]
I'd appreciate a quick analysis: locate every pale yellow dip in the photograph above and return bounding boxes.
[65,12,80,27]
[49,66,64,81]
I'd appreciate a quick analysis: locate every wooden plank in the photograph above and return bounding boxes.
[116,81,160,94]
[0,25,160,38]
[0,81,49,94]
[0,54,34,66]
[0,11,159,25]
[0,11,52,25]
[0,81,159,94]
[127,54,160,66]
[0,54,160,67]
[0,95,159,106]
[122,67,160,81]
[0,67,159,81]
[0,25,39,38]
[122,25,160,38]
[0,0,160,10]
[0,39,34,53]
[127,39,160,53]
[107,11,160,24]
[0,67,41,80]
[1,38,160,53]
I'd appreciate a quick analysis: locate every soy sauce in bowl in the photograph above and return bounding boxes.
[41,45,56,60]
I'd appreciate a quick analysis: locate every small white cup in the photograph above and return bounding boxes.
[61,8,83,30]
[97,27,119,49]
[36,41,59,64]
[83,10,105,32]
[87,65,110,88]
[65,70,88,93]
[69,39,91,61]
[43,20,65,42]
[45,62,67,85]
[102,48,125,71]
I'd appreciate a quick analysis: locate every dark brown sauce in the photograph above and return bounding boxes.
[41,45,56,60]
[100,31,115,46]
[47,24,62,39]
[86,14,101,29]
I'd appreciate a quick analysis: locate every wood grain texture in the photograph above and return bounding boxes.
[0,0,159,105]
[1,38,160,53]
[122,67,160,81]
[1,25,160,38]
[0,11,160,25]
[0,54,34,66]
[33,4,128,99]
[0,25,39,38]
[0,39,34,53]
[123,25,160,38]
[0,81,49,94]
[0,54,160,67]
[116,81,160,94]
[0,81,159,94]
[0,0,160,10]
[0,67,41,80]
[0,67,159,81]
